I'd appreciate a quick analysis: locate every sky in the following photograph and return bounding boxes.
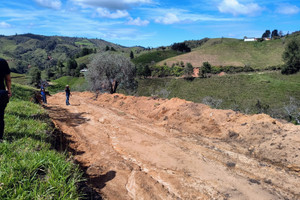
[0,0,299,47]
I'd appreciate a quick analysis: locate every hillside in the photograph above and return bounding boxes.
[155,33,300,69]
[0,33,143,73]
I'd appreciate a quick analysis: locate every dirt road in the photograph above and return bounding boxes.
[46,92,300,200]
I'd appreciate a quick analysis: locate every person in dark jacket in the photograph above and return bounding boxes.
[65,85,71,105]
[0,58,11,141]
[40,85,47,104]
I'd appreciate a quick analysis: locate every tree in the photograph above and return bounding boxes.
[281,39,300,74]
[199,62,212,78]
[130,51,134,59]
[46,68,55,80]
[57,61,65,76]
[136,64,151,78]
[67,59,78,76]
[86,52,137,94]
[262,30,271,38]
[271,29,279,39]
[184,63,194,77]
[28,67,41,88]
[171,42,191,52]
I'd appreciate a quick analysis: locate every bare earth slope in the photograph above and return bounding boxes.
[46,92,300,200]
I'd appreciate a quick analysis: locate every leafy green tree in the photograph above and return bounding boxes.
[136,64,151,78]
[184,63,194,77]
[171,42,191,52]
[28,67,41,88]
[271,29,279,39]
[46,68,55,80]
[57,61,65,76]
[150,65,171,77]
[86,52,137,94]
[281,39,300,74]
[199,62,212,78]
[67,59,78,76]
[170,65,183,77]
[262,30,271,38]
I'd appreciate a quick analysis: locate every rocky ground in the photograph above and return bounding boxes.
[45,92,300,200]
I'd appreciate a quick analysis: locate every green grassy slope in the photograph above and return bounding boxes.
[136,71,300,121]
[48,76,88,93]
[0,83,84,199]
[132,49,184,65]
[159,33,300,69]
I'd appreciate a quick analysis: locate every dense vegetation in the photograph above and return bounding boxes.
[0,83,84,199]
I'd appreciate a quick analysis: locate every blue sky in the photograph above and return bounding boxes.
[0,0,299,47]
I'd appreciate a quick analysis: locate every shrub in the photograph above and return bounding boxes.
[281,39,300,74]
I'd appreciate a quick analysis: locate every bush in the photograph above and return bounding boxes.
[151,65,171,77]
[281,39,300,74]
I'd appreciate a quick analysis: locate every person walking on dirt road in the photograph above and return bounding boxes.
[41,85,47,104]
[0,58,12,142]
[65,85,71,105]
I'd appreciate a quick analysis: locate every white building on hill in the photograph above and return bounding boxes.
[244,37,257,42]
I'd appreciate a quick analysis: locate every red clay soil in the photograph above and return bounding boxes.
[46,92,300,200]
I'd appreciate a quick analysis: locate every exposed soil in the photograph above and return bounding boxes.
[46,92,300,200]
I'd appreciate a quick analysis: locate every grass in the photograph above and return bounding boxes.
[132,49,184,65]
[10,73,29,85]
[0,84,84,199]
[158,35,300,69]
[136,71,300,121]
[48,76,88,94]
[75,39,95,47]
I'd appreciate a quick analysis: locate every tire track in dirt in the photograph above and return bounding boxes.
[46,92,300,200]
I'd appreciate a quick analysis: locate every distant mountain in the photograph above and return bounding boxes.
[0,33,143,73]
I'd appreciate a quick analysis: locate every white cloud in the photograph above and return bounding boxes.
[0,22,11,28]
[276,5,300,15]
[96,8,129,18]
[218,0,262,16]
[71,0,152,10]
[155,13,180,24]
[34,0,62,9]
[127,17,149,26]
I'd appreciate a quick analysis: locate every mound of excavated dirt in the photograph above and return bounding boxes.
[46,92,300,200]
[93,93,300,170]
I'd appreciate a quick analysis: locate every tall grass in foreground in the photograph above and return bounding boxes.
[0,84,84,199]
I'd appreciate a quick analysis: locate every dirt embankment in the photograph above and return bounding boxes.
[46,92,300,200]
